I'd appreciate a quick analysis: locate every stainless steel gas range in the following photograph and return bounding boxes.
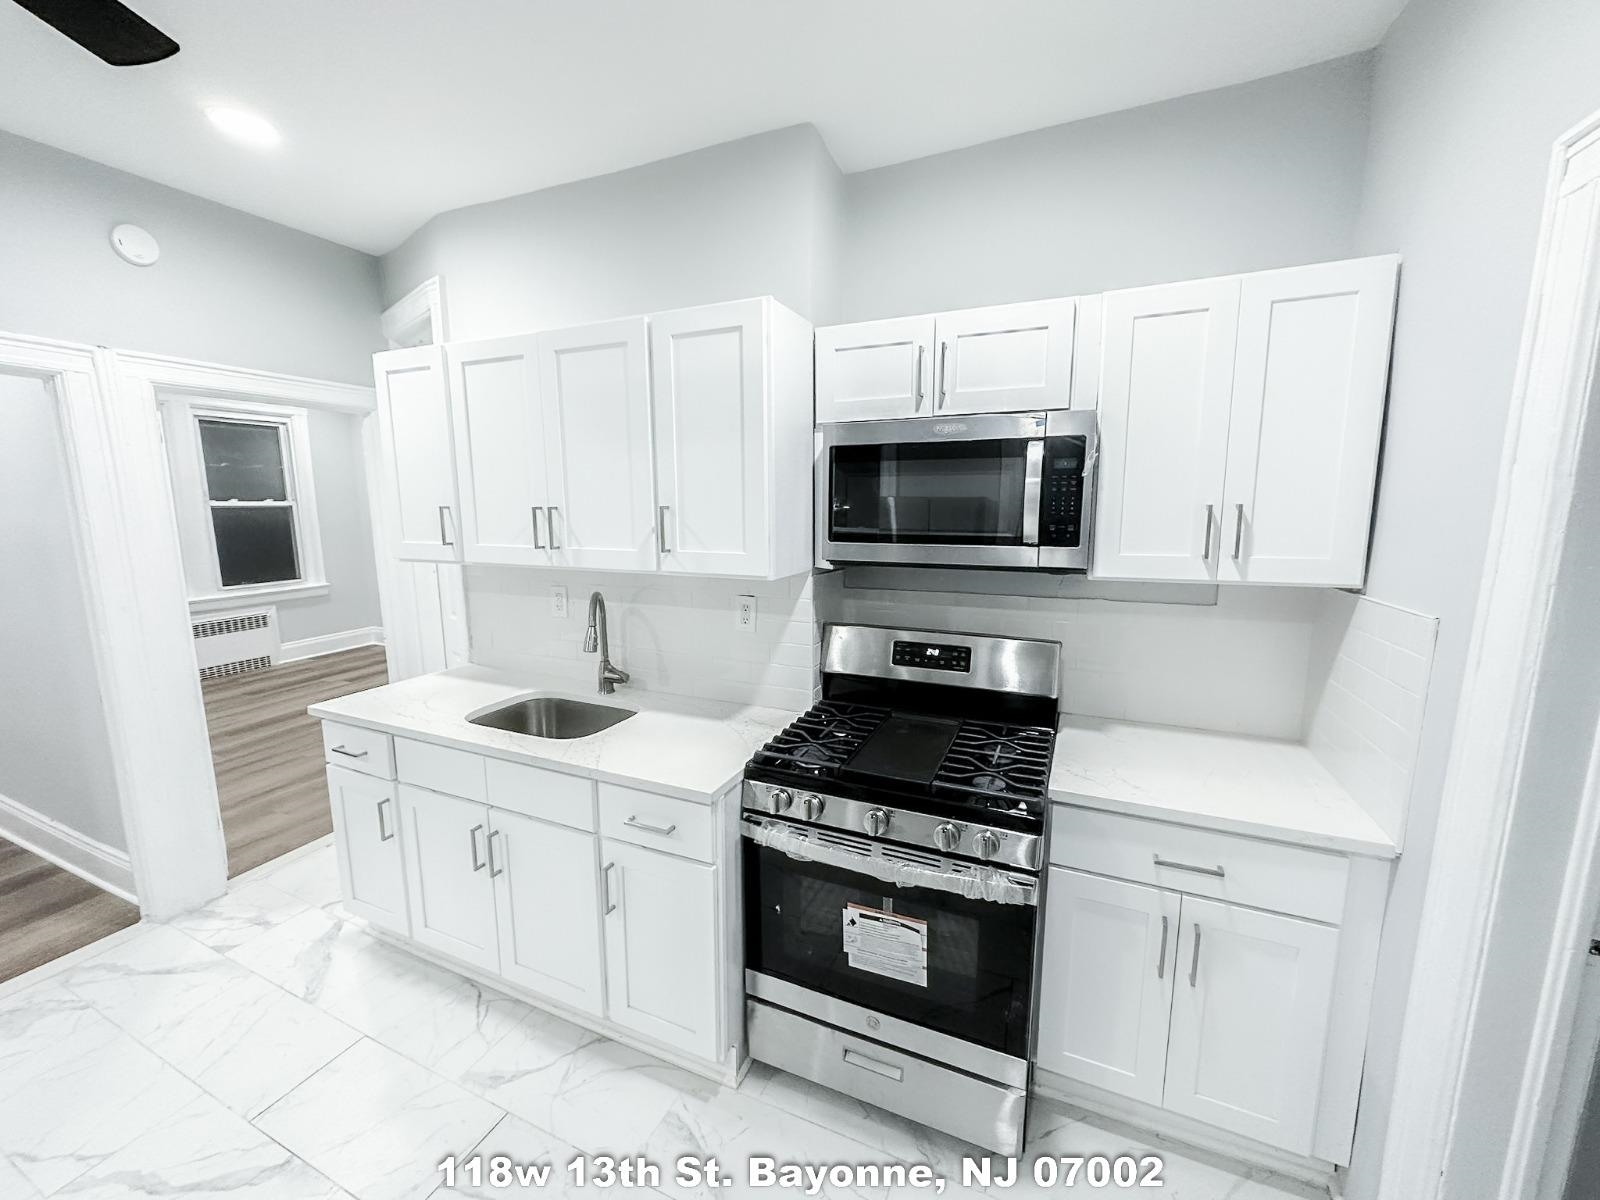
[741,623,1060,1155]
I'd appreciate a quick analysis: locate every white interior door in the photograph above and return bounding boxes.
[601,838,720,1060]
[649,299,769,577]
[539,318,657,571]
[1220,256,1400,586]
[815,316,935,422]
[934,298,1076,414]
[1037,868,1179,1105]
[490,808,604,1016]
[326,765,408,935]
[398,784,499,971]
[374,345,460,562]
[1164,896,1340,1153]
[1092,278,1240,581]
[446,335,551,566]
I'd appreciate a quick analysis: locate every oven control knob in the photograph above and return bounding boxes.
[973,830,1001,861]
[934,823,961,853]
[766,787,793,814]
[800,793,826,821]
[863,808,891,837]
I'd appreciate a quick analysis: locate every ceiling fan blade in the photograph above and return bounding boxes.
[11,0,178,65]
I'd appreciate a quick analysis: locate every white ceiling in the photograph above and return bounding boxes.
[0,0,1408,255]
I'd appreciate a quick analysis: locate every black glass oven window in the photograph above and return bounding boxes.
[744,841,1035,1055]
[829,439,1031,545]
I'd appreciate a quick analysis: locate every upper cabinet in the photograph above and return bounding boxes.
[374,345,460,563]
[815,316,934,423]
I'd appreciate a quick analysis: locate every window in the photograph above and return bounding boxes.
[198,418,302,586]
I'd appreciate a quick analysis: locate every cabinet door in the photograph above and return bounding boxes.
[539,318,658,571]
[1164,897,1340,1153]
[600,838,720,1061]
[815,316,935,423]
[327,766,408,935]
[1092,279,1240,581]
[397,785,499,971]
[374,345,460,562]
[1037,868,1179,1105]
[446,335,551,566]
[933,299,1076,414]
[649,299,769,577]
[1219,257,1399,587]
[490,808,604,1016]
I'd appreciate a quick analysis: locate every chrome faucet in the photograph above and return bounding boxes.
[583,591,629,695]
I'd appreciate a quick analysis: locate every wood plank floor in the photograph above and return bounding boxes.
[0,839,140,983]
[202,645,389,878]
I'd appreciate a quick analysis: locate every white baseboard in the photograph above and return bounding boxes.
[278,625,386,664]
[0,792,137,904]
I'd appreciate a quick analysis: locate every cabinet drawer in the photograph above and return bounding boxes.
[1050,806,1348,924]
[395,738,487,802]
[321,721,394,779]
[485,758,595,832]
[598,783,715,864]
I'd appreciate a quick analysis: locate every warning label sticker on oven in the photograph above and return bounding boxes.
[843,903,928,987]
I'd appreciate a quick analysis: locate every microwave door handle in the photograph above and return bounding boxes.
[1022,440,1044,546]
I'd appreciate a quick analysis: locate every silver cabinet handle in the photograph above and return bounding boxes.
[843,1047,905,1082]
[438,505,454,546]
[469,823,485,872]
[624,815,677,837]
[377,797,394,842]
[914,345,925,409]
[487,829,503,877]
[329,746,368,759]
[531,507,544,550]
[1153,855,1226,878]
[546,506,561,550]
[658,505,671,555]
[1189,923,1202,988]
[1157,914,1169,980]
[1202,503,1216,561]
[937,341,949,407]
[603,862,617,914]
[1232,502,1245,560]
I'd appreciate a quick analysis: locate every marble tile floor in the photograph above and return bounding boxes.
[0,837,1327,1200]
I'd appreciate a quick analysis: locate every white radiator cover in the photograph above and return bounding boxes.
[192,608,281,679]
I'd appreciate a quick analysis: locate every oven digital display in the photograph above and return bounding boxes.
[891,640,972,673]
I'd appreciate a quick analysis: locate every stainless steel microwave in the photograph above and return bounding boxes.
[816,410,1097,571]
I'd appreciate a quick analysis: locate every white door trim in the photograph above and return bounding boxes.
[1376,108,1600,1200]
[381,275,449,349]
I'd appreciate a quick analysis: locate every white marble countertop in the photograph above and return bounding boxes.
[309,666,800,801]
[1049,716,1398,858]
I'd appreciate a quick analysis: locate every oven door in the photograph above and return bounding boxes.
[817,413,1046,568]
[742,826,1037,1058]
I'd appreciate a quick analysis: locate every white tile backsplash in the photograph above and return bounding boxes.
[1304,592,1438,847]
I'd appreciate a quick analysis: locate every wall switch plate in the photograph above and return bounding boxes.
[551,585,569,619]
[736,595,757,634]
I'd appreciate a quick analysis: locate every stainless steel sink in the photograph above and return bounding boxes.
[468,696,635,739]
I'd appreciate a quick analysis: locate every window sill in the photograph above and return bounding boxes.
[189,580,331,612]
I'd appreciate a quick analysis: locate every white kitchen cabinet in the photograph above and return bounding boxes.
[932,298,1076,414]
[601,838,721,1061]
[1219,257,1399,586]
[1092,277,1241,581]
[326,765,408,935]
[1164,897,1340,1153]
[649,298,813,578]
[490,807,605,1016]
[815,316,935,423]
[1037,868,1179,1106]
[446,335,550,567]
[375,345,461,563]
[397,784,500,972]
[538,318,658,571]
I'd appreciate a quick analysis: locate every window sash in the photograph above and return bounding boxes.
[194,413,304,589]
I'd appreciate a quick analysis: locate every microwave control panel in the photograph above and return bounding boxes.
[1040,435,1086,548]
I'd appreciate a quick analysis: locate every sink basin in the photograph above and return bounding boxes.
[469,696,635,739]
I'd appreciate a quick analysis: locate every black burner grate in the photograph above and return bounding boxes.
[748,701,888,778]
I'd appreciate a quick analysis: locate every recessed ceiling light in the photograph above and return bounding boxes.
[204,104,281,149]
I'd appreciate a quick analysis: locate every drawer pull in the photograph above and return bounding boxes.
[1157,914,1169,980]
[843,1047,904,1082]
[1153,855,1226,879]
[624,815,678,838]
[330,746,369,759]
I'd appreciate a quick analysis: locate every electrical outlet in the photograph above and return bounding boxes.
[736,594,757,634]
[551,585,569,619]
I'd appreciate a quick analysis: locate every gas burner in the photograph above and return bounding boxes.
[748,701,889,777]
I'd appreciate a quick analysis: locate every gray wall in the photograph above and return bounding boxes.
[0,129,384,385]
[1341,0,1600,1195]
[0,373,124,851]
[381,124,843,334]
[836,53,1373,322]
[285,409,385,644]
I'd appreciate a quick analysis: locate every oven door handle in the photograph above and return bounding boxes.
[1021,439,1044,547]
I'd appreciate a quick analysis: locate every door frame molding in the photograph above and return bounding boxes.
[1376,107,1600,1200]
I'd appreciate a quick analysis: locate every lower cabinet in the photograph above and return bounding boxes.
[398,784,500,971]
[326,765,408,934]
